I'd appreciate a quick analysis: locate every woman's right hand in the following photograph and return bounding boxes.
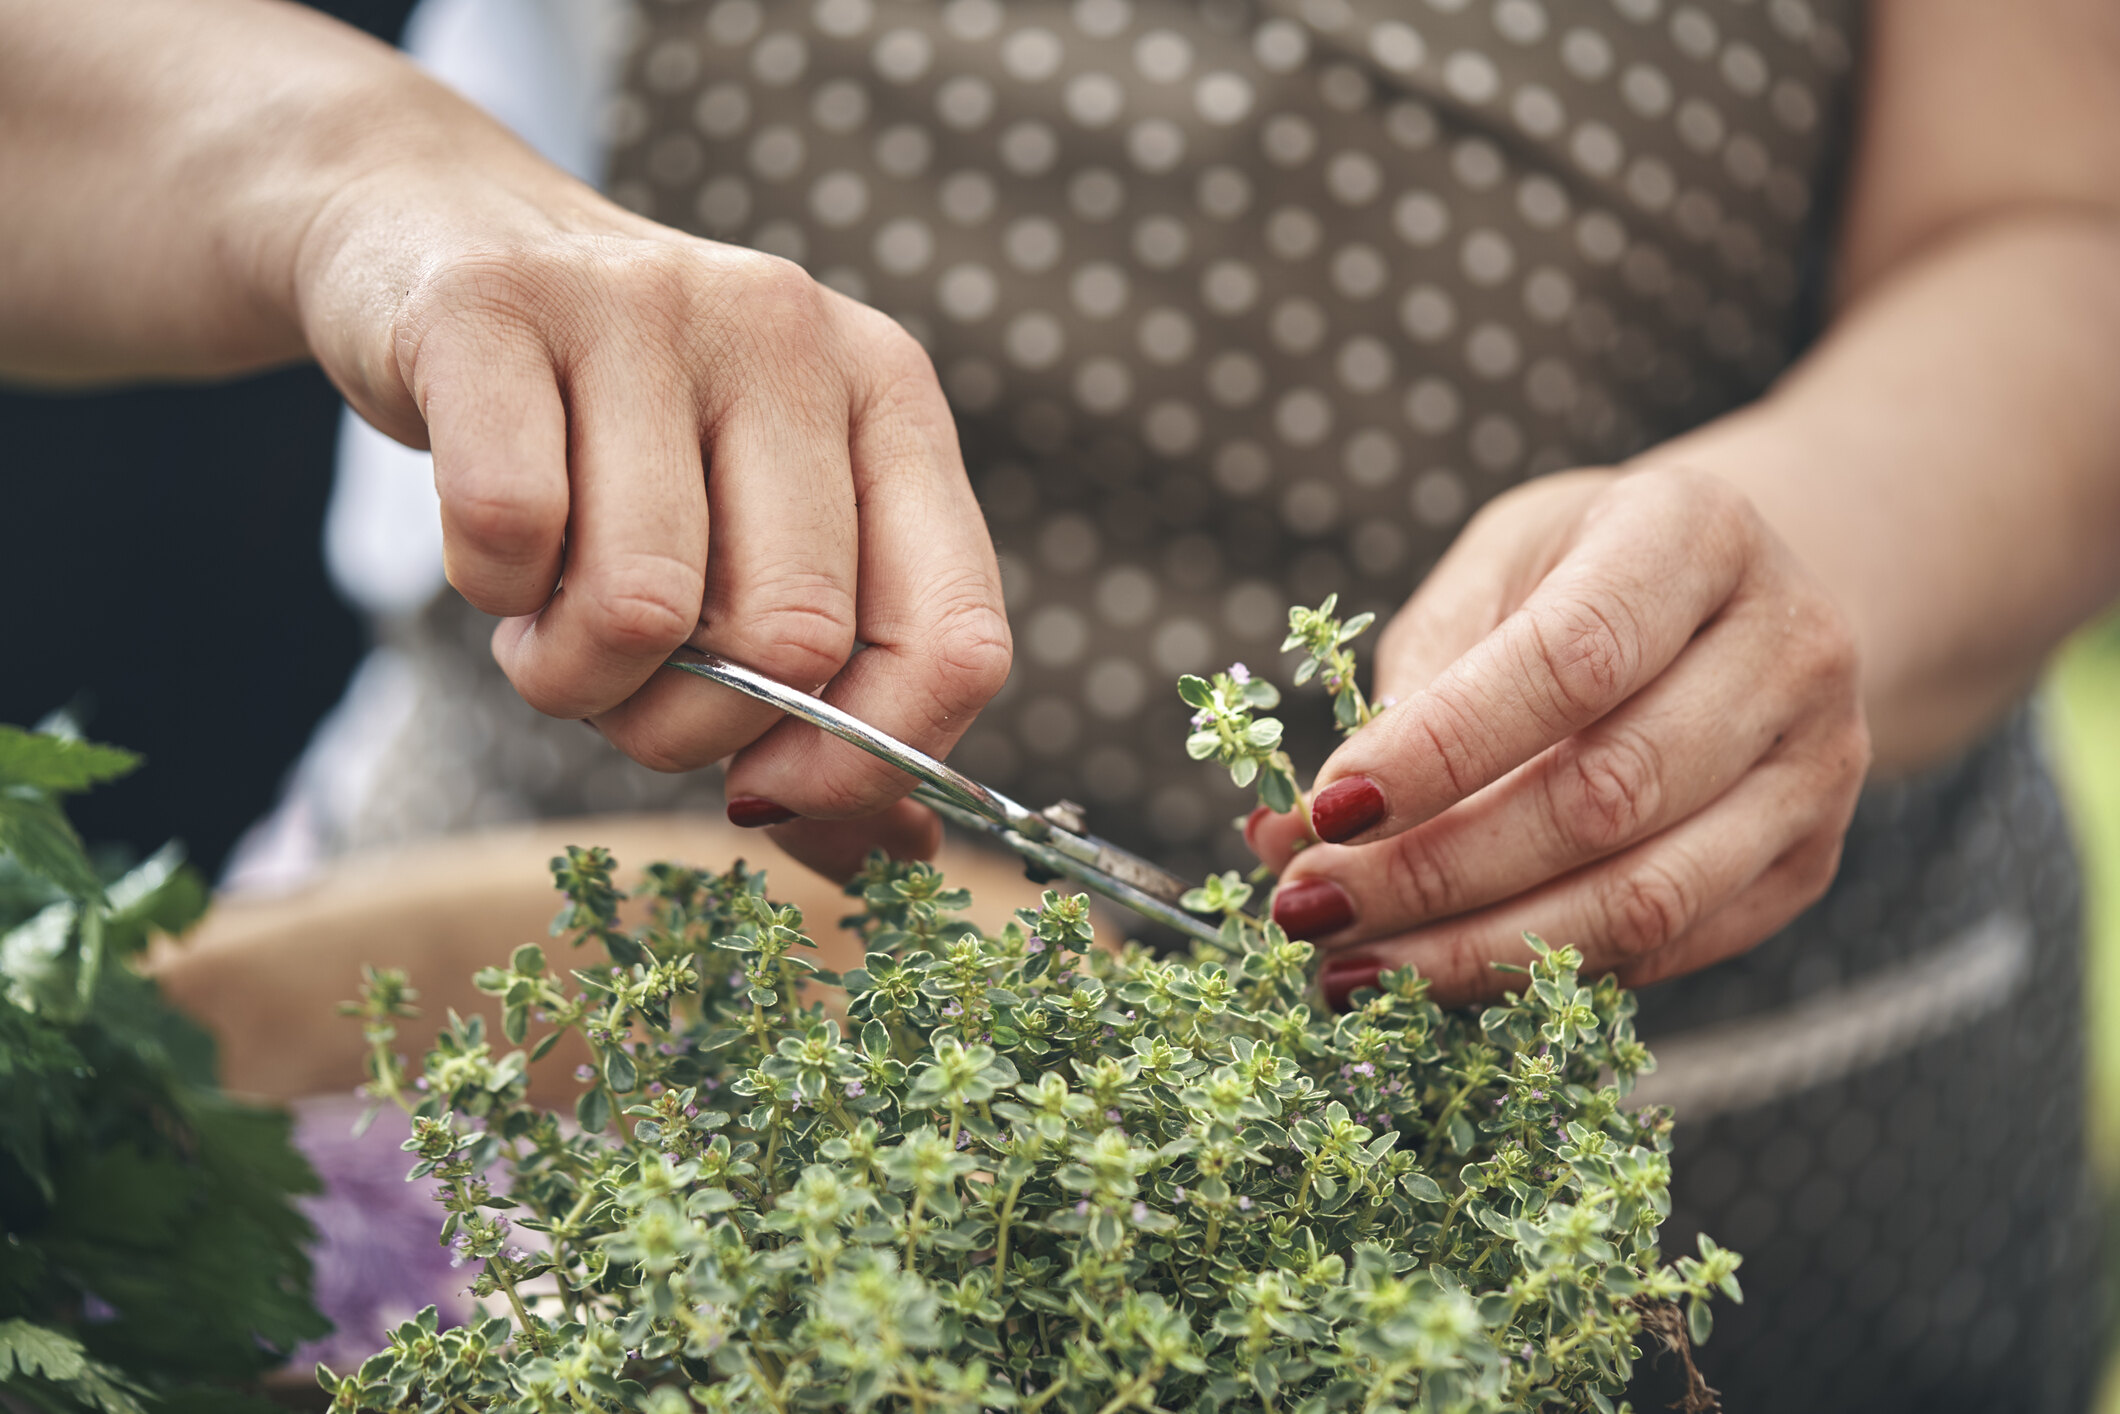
[291,82,1012,842]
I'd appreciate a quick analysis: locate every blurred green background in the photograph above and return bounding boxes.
[2046,612,2120,1410]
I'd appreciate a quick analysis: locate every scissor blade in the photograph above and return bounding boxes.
[665,649,1238,948]
[1067,831,1194,907]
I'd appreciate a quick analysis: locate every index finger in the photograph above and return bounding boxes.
[724,306,1011,817]
[1306,470,1758,845]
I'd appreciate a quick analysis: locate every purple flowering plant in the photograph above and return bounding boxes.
[330,599,1739,1414]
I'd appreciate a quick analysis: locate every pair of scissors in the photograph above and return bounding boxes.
[663,649,1240,947]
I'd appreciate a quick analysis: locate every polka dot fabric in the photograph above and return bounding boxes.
[327,5,2098,1407]
[604,0,1858,882]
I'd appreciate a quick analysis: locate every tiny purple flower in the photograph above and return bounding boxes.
[1228,662,1251,684]
[1174,1185,1187,1200]
[647,1082,665,1097]
[611,967,623,978]
[1237,1196,1252,1211]
[683,1104,700,1118]
[659,1042,678,1055]
[1190,708,1213,728]
[1353,1061,1376,1077]
[1075,1200,1091,1215]
[1106,1109,1122,1123]
[414,1077,430,1091]
[575,1064,595,1082]
[1131,1202,1149,1223]
[1026,937,1046,954]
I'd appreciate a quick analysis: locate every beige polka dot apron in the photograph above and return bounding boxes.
[345,5,2098,1406]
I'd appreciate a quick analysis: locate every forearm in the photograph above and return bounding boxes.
[0,0,542,383]
[1641,212,2120,773]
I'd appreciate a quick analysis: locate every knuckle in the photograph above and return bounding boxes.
[715,250,827,346]
[616,724,716,776]
[923,588,1015,711]
[444,478,565,560]
[575,553,705,657]
[1786,595,1861,691]
[1638,463,1758,539]
[1795,835,1846,902]
[1383,834,1460,922]
[1548,731,1663,856]
[1605,862,1695,959]
[723,578,859,689]
[1523,594,1639,724]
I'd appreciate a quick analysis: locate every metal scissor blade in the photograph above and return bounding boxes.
[662,650,1234,947]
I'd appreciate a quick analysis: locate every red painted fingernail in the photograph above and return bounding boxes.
[1320,954,1383,1012]
[1312,776,1387,844]
[1272,877,1355,940]
[726,796,798,828]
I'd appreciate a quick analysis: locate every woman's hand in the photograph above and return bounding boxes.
[0,0,1010,854]
[1248,468,1871,1007]
[288,78,1010,839]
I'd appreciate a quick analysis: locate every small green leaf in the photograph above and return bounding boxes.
[0,728,140,793]
[0,792,102,900]
[1687,1296,1713,1346]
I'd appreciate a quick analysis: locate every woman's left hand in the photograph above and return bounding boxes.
[1248,466,1871,1008]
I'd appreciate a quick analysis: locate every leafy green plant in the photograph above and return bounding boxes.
[334,600,1738,1414]
[0,720,328,1414]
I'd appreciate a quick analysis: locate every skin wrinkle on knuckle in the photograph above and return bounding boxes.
[1382,830,1461,924]
[1391,686,1484,803]
[1605,860,1696,960]
[716,591,858,690]
[443,478,565,564]
[574,551,706,658]
[1520,591,1640,731]
[1547,728,1665,858]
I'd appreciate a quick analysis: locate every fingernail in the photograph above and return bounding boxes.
[1312,775,1387,844]
[1272,876,1355,940]
[726,796,798,828]
[1320,954,1383,1012]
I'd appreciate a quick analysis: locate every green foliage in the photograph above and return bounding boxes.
[1179,598,1380,827]
[339,610,1738,1414]
[0,722,328,1414]
[1281,595,1379,737]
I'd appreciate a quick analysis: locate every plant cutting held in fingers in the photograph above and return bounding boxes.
[328,596,1739,1414]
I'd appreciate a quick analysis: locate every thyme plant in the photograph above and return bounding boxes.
[332,600,1738,1414]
